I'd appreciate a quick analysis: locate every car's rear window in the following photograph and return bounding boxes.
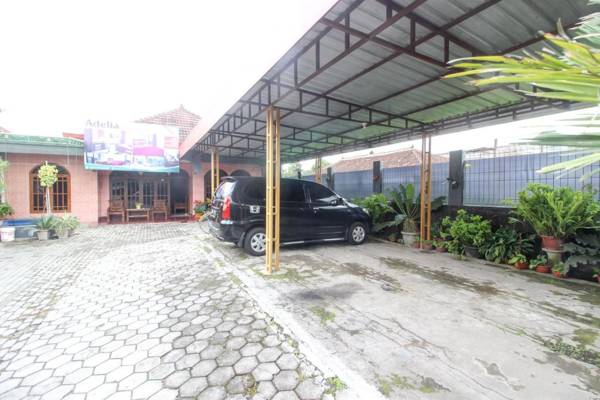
[242,182,265,202]
[214,181,235,200]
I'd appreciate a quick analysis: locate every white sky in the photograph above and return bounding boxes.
[0,1,592,168]
[0,0,337,135]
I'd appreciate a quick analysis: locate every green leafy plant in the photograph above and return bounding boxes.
[55,214,79,234]
[593,267,600,280]
[0,158,8,202]
[445,2,600,177]
[530,255,549,270]
[552,261,570,275]
[38,162,58,214]
[0,202,13,219]
[511,183,600,240]
[441,210,492,255]
[36,215,56,230]
[508,254,527,265]
[374,183,445,233]
[355,193,392,231]
[564,229,600,270]
[482,226,534,263]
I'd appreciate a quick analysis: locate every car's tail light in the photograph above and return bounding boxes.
[222,196,231,220]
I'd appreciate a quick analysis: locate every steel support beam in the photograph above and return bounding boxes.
[314,156,322,184]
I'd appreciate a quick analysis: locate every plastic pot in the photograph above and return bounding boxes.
[37,230,50,241]
[540,235,563,251]
[0,227,16,242]
[535,265,551,274]
[402,231,418,247]
[514,261,528,270]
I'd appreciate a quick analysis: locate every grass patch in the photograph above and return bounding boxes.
[310,306,335,325]
[325,376,347,395]
[226,272,242,286]
[574,328,598,346]
[544,338,600,368]
[377,374,447,396]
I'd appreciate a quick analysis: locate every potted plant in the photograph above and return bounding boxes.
[0,202,13,220]
[36,215,55,241]
[434,238,447,252]
[421,239,434,251]
[482,226,534,264]
[0,202,15,242]
[509,254,528,270]
[441,210,491,258]
[193,199,210,221]
[65,215,80,236]
[512,184,600,251]
[54,216,69,239]
[38,162,58,214]
[373,184,444,247]
[530,255,550,273]
[552,262,569,279]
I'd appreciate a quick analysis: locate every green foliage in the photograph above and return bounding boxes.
[529,255,549,269]
[544,338,600,368]
[38,162,59,188]
[374,183,445,233]
[54,214,79,232]
[0,202,13,218]
[508,254,527,264]
[441,210,492,255]
[552,261,569,274]
[446,3,600,176]
[512,183,600,239]
[482,226,534,263]
[354,193,392,231]
[282,162,302,178]
[564,229,600,269]
[0,158,9,195]
[36,215,56,230]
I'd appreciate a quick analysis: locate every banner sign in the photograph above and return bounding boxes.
[83,120,179,173]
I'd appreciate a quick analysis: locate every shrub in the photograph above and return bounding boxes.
[0,202,13,219]
[564,229,600,271]
[512,183,600,239]
[355,194,391,231]
[482,226,534,264]
[441,210,492,255]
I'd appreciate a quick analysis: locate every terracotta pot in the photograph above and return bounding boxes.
[540,235,563,251]
[421,243,433,251]
[552,271,566,279]
[435,246,447,253]
[596,276,600,284]
[514,261,528,270]
[535,265,551,274]
[402,231,418,247]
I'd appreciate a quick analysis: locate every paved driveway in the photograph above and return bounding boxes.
[0,223,330,400]
[198,225,600,400]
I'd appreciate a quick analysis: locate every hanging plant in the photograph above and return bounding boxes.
[38,162,58,214]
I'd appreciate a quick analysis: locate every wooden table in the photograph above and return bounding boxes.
[126,208,150,223]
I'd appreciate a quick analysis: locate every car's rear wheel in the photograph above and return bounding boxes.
[244,227,266,256]
[348,222,367,245]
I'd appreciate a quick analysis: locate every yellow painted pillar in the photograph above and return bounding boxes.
[210,148,220,198]
[265,107,281,273]
[314,156,322,184]
[419,133,432,248]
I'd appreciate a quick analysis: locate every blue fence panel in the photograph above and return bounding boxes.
[464,148,600,206]
[332,170,372,200]
[381,162,449,200]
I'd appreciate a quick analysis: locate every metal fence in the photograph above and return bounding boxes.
[463,146,600,206]
[301,145,600,206]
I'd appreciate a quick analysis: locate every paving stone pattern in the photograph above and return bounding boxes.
[0,223,329,400]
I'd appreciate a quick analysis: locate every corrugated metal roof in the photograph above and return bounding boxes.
[189,0,593,161]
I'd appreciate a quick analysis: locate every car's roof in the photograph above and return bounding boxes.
[223,176,317,185]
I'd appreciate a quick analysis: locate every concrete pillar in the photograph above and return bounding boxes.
[373,160,382,194]
[326,167,333,190]
[448,150,464,207]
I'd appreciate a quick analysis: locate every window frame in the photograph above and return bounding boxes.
[29,165,71,213]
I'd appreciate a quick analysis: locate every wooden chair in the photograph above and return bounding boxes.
[174,202,187,215]
[152,199,168,222]
[107,200,125,223]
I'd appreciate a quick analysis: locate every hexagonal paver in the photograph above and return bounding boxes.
[252,362,280,382]
[197,386,226,400]
[216,350,241,367]
[164,370,190,388]
[118,372,147,391]
[296,379,325,399]
[207,366,235,386]
[257,347,282,363]
[273,370,300,391]
[191,359,217,377]
[240,343,262,357]
[276,353,300,371]
[179,377,208,397]
[272,390,300,400]
[148,363,175,380]
[233,356,259,375]
[132,380,162,399]
[226,374,255,395]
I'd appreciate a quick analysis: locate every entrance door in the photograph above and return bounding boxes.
[126,179,140,209]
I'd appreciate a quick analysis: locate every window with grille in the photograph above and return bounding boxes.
[30,165,70,213]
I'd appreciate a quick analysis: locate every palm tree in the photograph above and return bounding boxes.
[445,0,600,178]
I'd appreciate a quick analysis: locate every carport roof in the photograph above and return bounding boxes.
[186,0,593,162]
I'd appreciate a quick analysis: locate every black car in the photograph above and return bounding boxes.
[207,177,370,256]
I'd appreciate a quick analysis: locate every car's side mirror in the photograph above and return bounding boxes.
[329,198,343,206]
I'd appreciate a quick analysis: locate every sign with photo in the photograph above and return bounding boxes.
[83,120,179,173]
